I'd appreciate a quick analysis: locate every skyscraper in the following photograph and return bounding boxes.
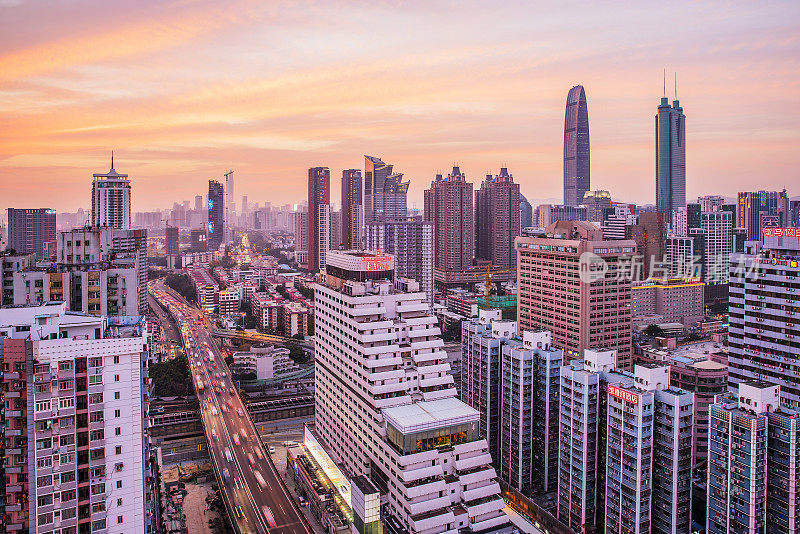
[424,166,474,274]
[307,166,330,272]
[363,155,409,223]
[475,167,520,268]
[207,180,224,250]
[728,232,800,408]
[7,207,56,258]
[519,194,533,231]
[655,97,686,225]
[737,190,790,240]
[194,194,203,211]
[563,85,590,207]
[625,211,667,278]
[91,156,131,230]
[314,250,509,532]
[341,168,363,249]
[516,221,636,369]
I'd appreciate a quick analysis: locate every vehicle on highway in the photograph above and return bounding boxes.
[262,506,277,528]
[212,362,217,369]
[229,387,235,396]
[254,447,264,460]
[211,406,218,416]
[247,453,256,467]
[240,429,248,440]
[269,446,275,454]
[237,407,244,417]
[232,433,241,446]
[223,468,231,483]
[212,429,218,441]
[224,448,233,462]
[254,471,266,488]
[221,404,228,413]
[234,505,244,520]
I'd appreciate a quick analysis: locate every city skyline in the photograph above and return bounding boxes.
[1,1,799,212]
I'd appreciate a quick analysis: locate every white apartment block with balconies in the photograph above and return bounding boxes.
[314,250,510,534]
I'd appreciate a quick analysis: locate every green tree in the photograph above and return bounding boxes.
[224,356,234,367]
[165,273,197,303]
[288,345,309,364]
[644,324,666,338]
[149,355,191,397]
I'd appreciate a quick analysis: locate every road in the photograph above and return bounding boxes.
[150,281,311,534]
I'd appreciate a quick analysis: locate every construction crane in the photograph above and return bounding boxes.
[482,264,515,299]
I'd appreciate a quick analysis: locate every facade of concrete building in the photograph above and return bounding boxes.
[631,277,705,327]
[475,168,520,269]
[2,337,31,533]
[1,251,34,306]
[707,382,789,534]
[314,250,510,533]
[7,207,57,259]
[231,345,297,380]
[516,220,636,370]
[190,228,207,252]
[499,330,562,496]
[536,204,588,228]
[365,218,434,307]
[665,235,696,278]
[520,195,533,232]
[424,167,475,278]
[728,233,800,408]
[165,226,179,255]
[308,167,331,273]
[341,169,363,249]
[461,311,514,464]
[91,160,131,230]
[0,303,150,534]
[638,346,728,467]
[218,289,239,316]
[626,212,667,280]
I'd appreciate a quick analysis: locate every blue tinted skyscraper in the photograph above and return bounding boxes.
[208,179,224,250]
[563,85,590,206]
[656,97,686,225]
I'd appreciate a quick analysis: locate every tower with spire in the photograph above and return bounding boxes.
[91,152,131,229]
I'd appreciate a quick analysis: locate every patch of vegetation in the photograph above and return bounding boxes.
[644,324,666,338]
[150,355,191,397]
[288,345,310,364]
[165,273,197,303]
[442,320,463,342]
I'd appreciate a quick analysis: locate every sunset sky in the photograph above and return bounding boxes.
[1,0,799,214]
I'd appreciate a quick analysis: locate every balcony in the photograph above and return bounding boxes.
[408,495,452,517]
[464,495,505,518]
[454,453,493,472]
[403,477,447,500]
[400,463,444,483]
[409,507,455,532]
[462,481,501,502]
[467,510,510,532]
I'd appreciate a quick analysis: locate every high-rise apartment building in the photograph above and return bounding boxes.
[307,167,331,272]
[194,195,203,211]
[363,155,409,223]
[0,303,151,534]
[207,180,224,251]
[314,250,510,533]
[2,337,31,533]
[707,381,800,534]
[424,166,474,276]
[341,169,363,249]
[91,158,131,230]
[626,211,667,279]
[728,231,800,408]
[7,207,57,259]
[558,350,694,534]
[564,85,590,207]
[329,210,342,250]
[1,251,34,306]
[690,209,732,303]
[461,312,563,496]
[516,221,636,369]
[698,195,725,213]
[631,277,705,327]
[475,168,520,269]
[165,226,179,255]
[655,97,686,225]
[365,218,434,306]
[536,204,588,228]
[665,235,696,278]
[737,190,791,240]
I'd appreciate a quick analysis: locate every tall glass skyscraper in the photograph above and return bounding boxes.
[563,85,590,206]
[207,179,224,250]
[363,155,409,223]
[656,97,686,225]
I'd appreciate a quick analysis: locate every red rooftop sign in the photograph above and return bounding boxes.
[608,385,639,405]
[362,251,392,272]
[763,228,800,237]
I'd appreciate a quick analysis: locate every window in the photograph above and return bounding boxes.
[89,411,104,423]
[38,513,54,526]
[92,502,106,513]
[59,434,75,447]
[35,400,51,412]
[114,391,120,400]
[117,515,124,524]
[91,519,106,531]
[90,483,105,495]
[37,475,53,488]
[36,438,52,450]
[60,453,75,465]
[58,361,72,371]
[58,397,75,409]
[113,355,120,364]
[59,416,74,428]
[61,507,77,520]
[90,466,105,478]
[90,448,105,460]
[115,427,121,436]
[88,357,102,367]
[115,445,122,455]
[37,494,54,507]
[58,379,74,390]
[114,374,120,382]
[89,393,103,404]
[61,489,76,501]
[60,471,75,483]
[37,456,53,469]
[88,375,103,386]
[114,409,121,418]
[117,498,122,506]
[90,429,104,441]
[116,480,122,489]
